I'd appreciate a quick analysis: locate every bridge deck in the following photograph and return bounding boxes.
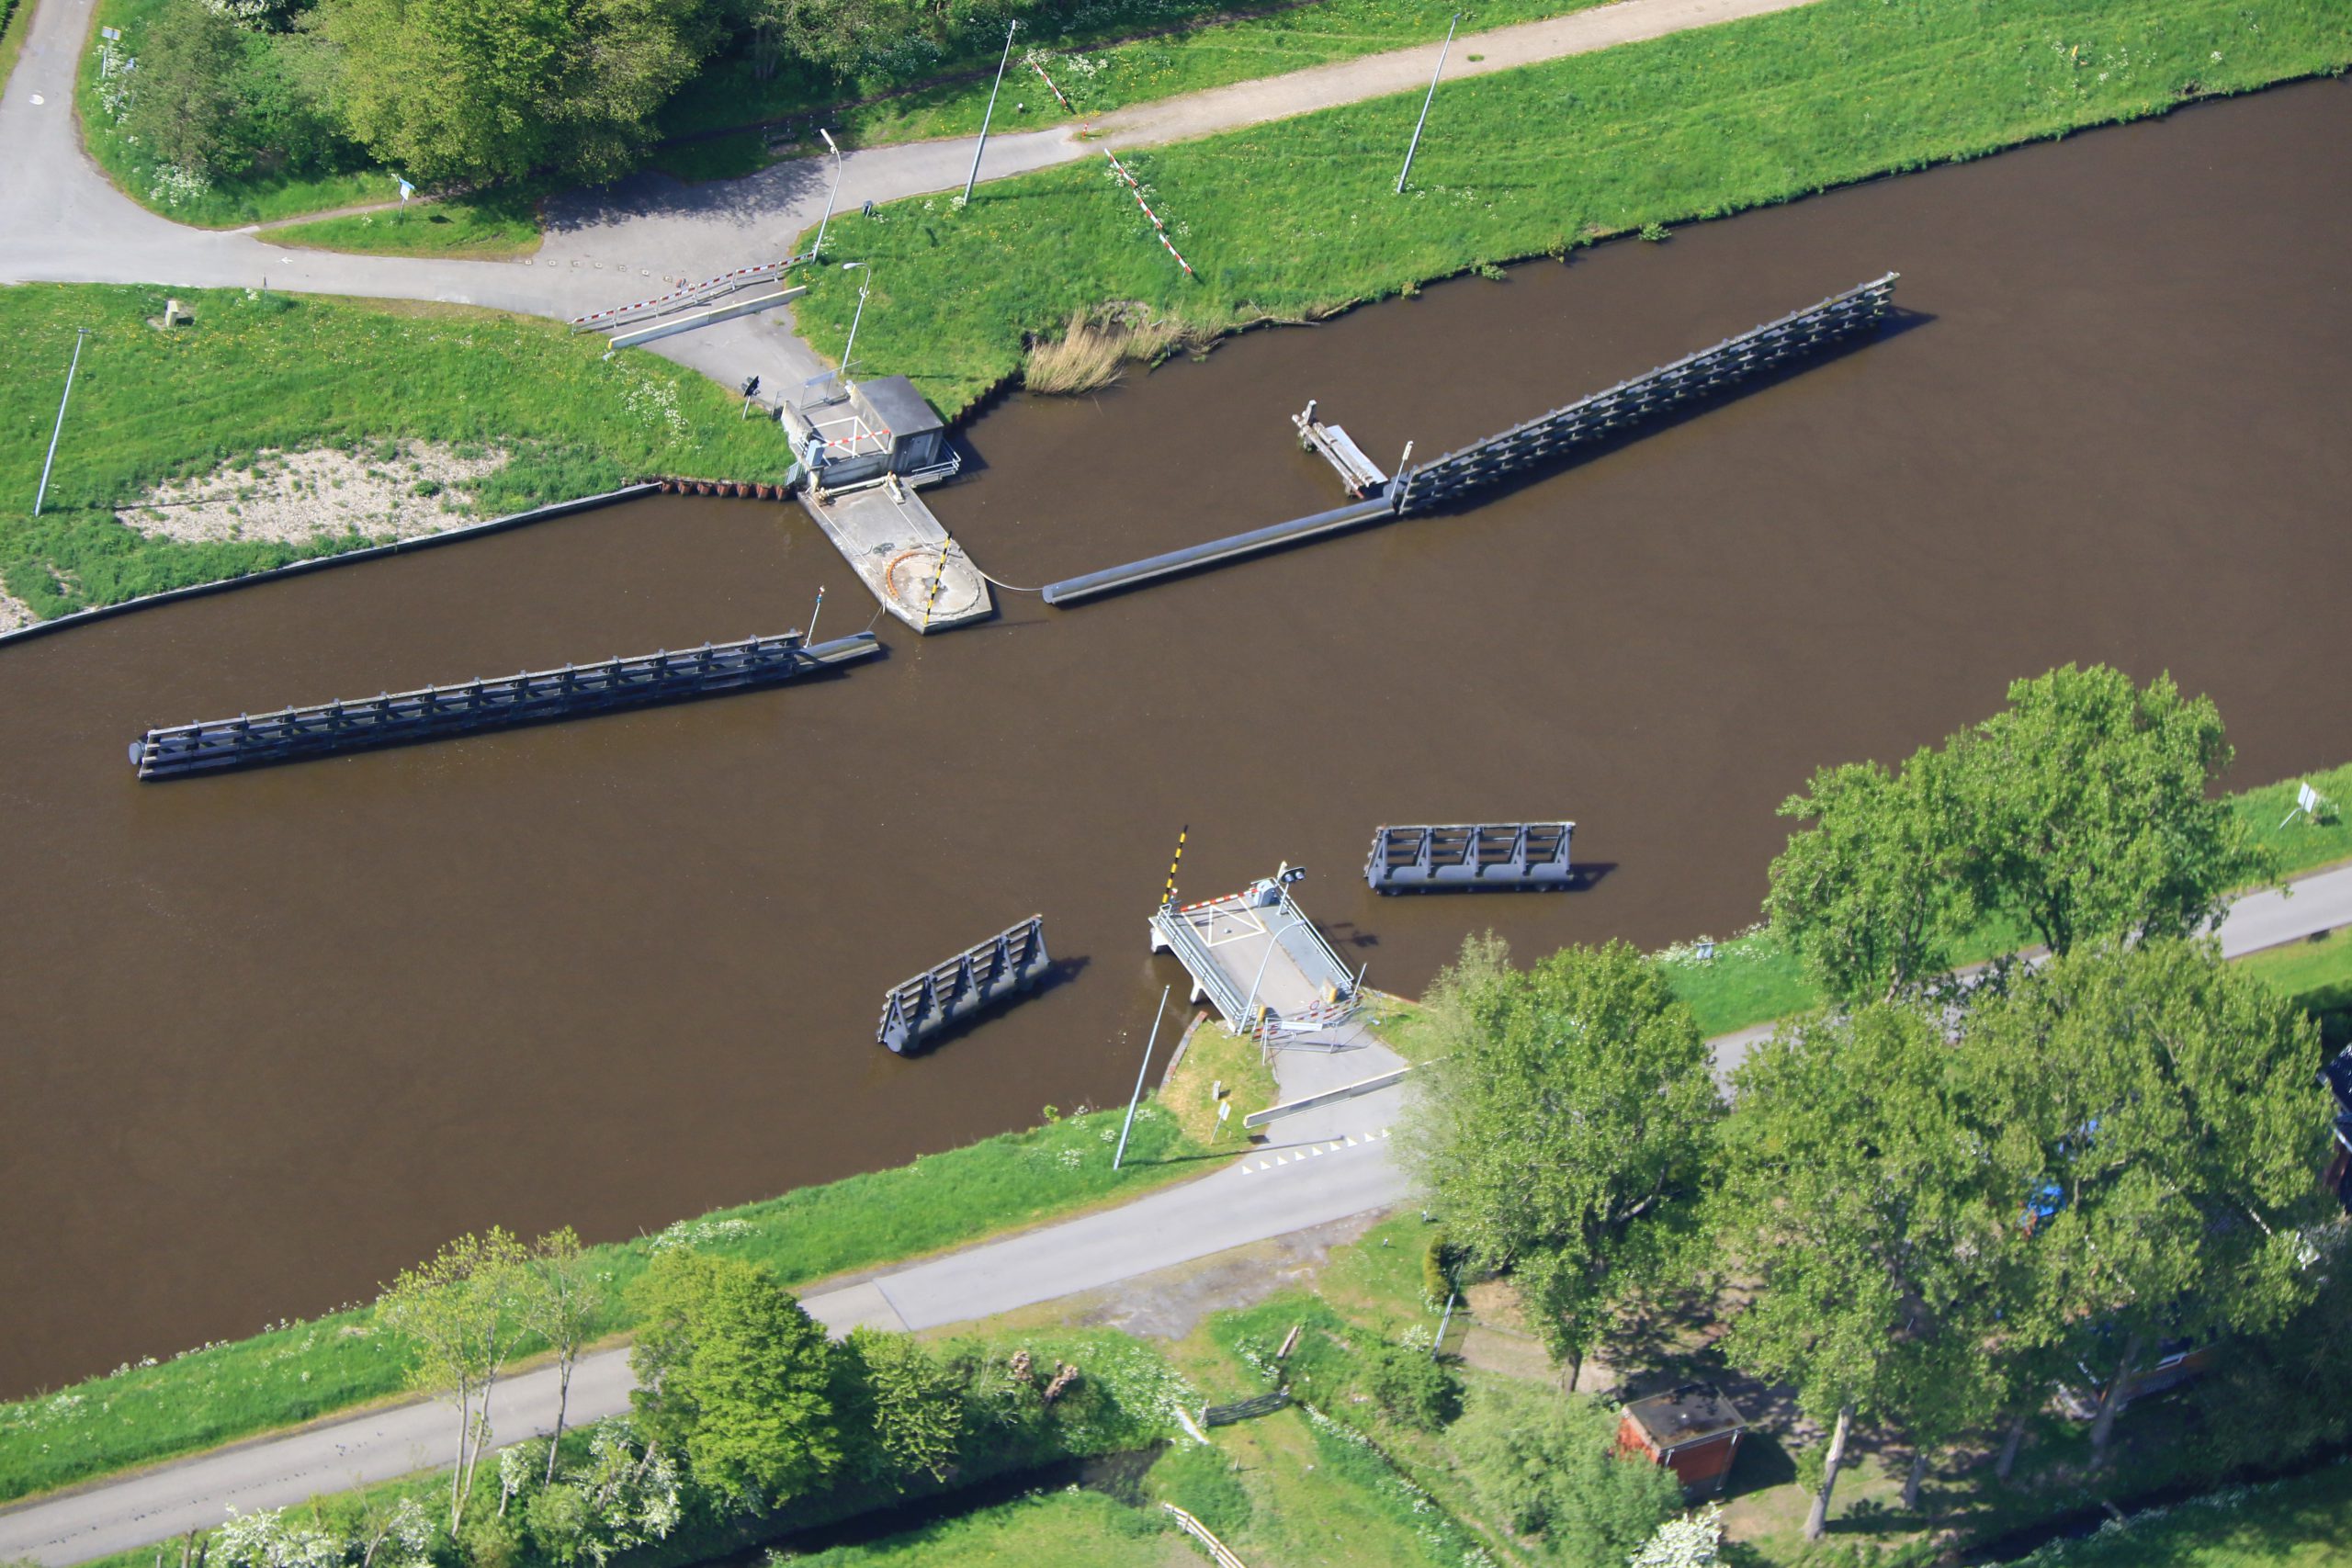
[798,483,992,634]
[1149,881,1359,1033]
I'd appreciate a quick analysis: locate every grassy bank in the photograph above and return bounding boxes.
[268,187,547,260]
[0,1103,1209,1505]
[789,0,2352,415]
[2001,1461,2352,1567]
[0,0,35,108]
[672,0,1613,147]
[0,284,797,621]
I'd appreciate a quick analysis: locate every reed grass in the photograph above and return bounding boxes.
[1021,307,1207,393]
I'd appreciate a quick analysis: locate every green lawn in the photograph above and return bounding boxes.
[0,283,800,619]
[788,0,2352,417]
[0,1100,1211,1505]
[2004,1462,2352,1567]
[0,0,36,108]
[782,1488,1181,1567]
[268,186,547,259]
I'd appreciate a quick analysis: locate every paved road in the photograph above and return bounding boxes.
[0,0,1820,400]
[6,860,2346,1564]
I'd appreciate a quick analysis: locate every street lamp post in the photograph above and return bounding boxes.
[1395,14,1461,196]
[961,20,1020,207]
[810,129,844,262]
[837,261,872,384]
[33,327,90,518]
[1239,908,1307,1053]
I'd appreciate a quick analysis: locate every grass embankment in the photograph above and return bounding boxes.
[1661,760,2352,1038]
[0,283,801,621]
[268,186,548,259]
[1160,1016,1282,1146]
[2002,1461,2352,1567]
[789,0,2352,415]
[673,0,1613,148]
[0,0,35,107]
[0,1102,1210,1505]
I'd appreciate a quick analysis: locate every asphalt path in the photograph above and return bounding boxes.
[6,863,2346,1565]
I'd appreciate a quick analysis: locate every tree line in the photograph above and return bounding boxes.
[1407,664,2346,1540]
[103,0,1143,197]
[293,1227,1129,1568]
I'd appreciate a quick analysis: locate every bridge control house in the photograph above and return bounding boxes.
[786,376,952,494]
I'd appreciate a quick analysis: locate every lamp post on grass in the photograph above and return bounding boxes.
[1113,986,1171,1170]
[33,327,90,518]
[1395,14,1461,196]
[838,261,873,386]
[961,19,1020,207]
[811,129,843,262]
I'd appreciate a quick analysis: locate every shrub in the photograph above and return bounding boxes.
[1453,1380,1680,1566]
[1363,1345,1461,1433]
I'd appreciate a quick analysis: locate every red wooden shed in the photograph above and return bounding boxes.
[1616,1383,1747,1496]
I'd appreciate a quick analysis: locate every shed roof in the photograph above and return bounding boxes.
[1623,1384,1747,1450]
[851,375,946,437]
[2323,1045,2352,1117]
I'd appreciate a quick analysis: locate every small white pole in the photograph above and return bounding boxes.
[838,262,871,383]
[1432,1291,1458,1359]
[962,20,1020,206]
[1114,985,1171,1169]
[1396,15,1461,196]
[33,328,90,517]
[807,584,825,645]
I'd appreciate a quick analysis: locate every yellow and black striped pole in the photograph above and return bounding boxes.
[921,541,951,632]
[1160,825,1187,908]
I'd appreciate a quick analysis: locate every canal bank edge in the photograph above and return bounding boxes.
[786,0,2352,419]
[6,808,2350,1515]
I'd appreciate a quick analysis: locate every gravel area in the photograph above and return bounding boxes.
[0,591,34,633]
[117,443,510,546]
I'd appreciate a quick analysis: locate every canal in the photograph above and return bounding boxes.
[1,80,2346,1397]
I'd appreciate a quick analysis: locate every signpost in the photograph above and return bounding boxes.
[2282,781,2329,828]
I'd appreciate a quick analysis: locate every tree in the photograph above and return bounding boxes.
[772,0,887,80]
[628,1248,842,1506]
[317,0,718,185]
[1404,935,1722,1390]
[1959,937,2329,1465]
[377,1227,533,1534]
[1715,1004,2010,1539]
[1957,664,2272,958]
[121,2,251,176]
[1766,665,2271,998]
[842,1327,965,1484]
[523,1227,604,1485]
[1451,1379,1682,1565]
[1765,746,1980,1004]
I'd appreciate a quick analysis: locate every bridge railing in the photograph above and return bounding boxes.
[1392,272,1898,513]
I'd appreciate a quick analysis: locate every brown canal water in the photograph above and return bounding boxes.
[4,82,2349,1398]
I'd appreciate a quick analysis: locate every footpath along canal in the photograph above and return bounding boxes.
[1,80,2347,1400]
